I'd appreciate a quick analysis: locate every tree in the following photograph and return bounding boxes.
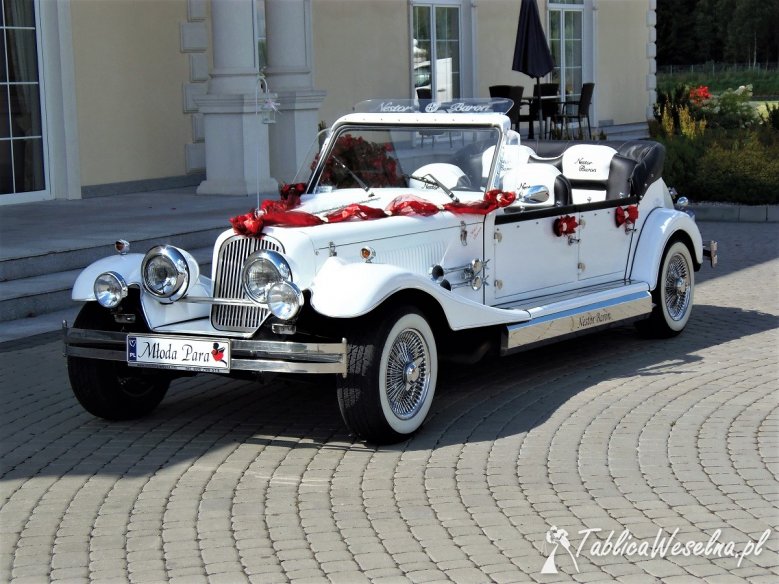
[724,0,779,64]
[657,0,779,66]
[693,0,727,62]
[657,0,700,65]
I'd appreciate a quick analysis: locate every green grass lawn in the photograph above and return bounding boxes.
[754,101,778,117]
[657,66,779,98]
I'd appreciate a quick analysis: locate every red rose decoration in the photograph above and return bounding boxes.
[615,205,639,227]
[279,182,307,207]
[553,215,579,237]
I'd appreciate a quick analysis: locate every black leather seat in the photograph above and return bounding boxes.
[523,139,666,201]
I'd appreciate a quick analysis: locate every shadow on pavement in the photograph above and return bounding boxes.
[1,303,775,481]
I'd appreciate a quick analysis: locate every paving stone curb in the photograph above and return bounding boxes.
[690,203,779,222]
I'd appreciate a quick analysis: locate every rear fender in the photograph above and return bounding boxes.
[630,208,703,290]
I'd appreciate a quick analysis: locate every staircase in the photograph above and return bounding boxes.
[601,122,650,141]
[0,189,256,343]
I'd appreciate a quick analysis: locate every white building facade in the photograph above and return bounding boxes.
[0,0,656,205]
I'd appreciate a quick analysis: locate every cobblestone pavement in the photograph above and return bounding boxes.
[1,222,777,584]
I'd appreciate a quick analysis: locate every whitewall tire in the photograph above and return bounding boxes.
[640,240,695,337]
[337,306,438,444]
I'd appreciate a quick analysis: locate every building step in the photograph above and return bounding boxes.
[0,246,214,324]
[0,227,225,282]
[602,122,650,141]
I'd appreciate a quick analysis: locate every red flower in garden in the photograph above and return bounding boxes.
[689,85,711,105]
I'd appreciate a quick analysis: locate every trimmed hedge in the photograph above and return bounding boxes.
[656,129,779,205]
[695,137,779,204]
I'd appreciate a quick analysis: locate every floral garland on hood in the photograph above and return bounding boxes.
[230,184,517,237]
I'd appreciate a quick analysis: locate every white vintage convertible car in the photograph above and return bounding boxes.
[64,99,717,444]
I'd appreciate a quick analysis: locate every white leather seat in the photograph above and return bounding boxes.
[561,144,617,204]
[501,163,560,208]
[482,144,536,183]
[410,163,468,191]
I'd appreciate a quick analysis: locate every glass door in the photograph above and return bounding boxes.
[1,0,48,201]
[412,4,461,102]
[548,1,584,102]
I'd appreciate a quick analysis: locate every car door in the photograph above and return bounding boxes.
[576,202,636,284]
[487,209,579,305]
[561,144,636,285]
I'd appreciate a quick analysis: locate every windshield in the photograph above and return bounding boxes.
[308,125,504,194]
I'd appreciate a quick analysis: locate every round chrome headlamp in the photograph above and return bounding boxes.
[94,271,128,308]
[242,250,292,303]
[267,281,304,320]
[141,245,190,302]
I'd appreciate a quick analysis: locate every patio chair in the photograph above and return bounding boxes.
[554,82,595,139]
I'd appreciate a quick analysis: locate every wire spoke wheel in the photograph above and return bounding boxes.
[639,240,695,338]
[385,329,431,420]
[663,252,692,321]
[336,306,438,444]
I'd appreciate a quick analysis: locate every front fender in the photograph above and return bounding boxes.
[308,257,530,330]
[630,207,704,290]
[71,253,212,329]
[72,254,145,301]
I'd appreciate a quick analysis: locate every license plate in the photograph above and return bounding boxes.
[127,334,231,374]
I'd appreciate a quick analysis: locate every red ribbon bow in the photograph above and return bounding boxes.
[553,215,579,237]
[229,188,520,237]
[230,193,324,237]
[615,205,639,227]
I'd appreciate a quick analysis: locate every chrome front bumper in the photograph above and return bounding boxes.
[63,323,348,376]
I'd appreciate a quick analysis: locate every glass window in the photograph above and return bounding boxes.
[1,0,46,196]
[549,2,583,101]
[412,3,461,101]
[254,0,267,71]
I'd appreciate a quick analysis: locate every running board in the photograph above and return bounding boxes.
[501,290,652,355]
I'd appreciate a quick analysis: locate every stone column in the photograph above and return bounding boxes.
[196,0,277,196]
[646,0,658,120]
[264,0,326,183]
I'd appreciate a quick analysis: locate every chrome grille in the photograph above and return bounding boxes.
[211,235,282,332]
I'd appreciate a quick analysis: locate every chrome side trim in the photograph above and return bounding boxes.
[63,326,347,376]
[502,291,652,354]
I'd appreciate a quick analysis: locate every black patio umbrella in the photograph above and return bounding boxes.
[512,0,555,138]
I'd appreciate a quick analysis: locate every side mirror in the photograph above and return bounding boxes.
[522,185,550,204]
[504,185,551,214]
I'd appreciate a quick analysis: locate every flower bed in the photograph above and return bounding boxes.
[651,84,779,205]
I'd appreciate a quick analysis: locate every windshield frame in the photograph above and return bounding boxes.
[306,117,511,196]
